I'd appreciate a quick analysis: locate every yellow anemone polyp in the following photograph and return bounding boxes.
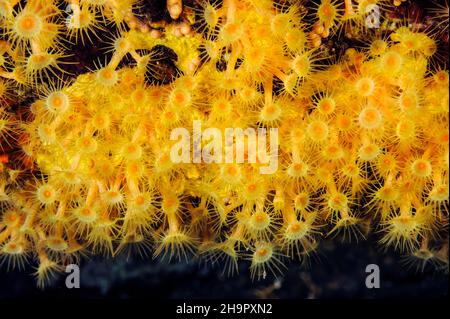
[36,184,57,205]
[220,22,244,44]
[14,12,43,39]
[396,119,416,141]
[411,159,432,178]
[37,124,56,144]
[294,193,310,210]
[292,54,311,78]
[46,237,68,252]
[220,164,242,185]
[287,160,309,178]
[358,143,380,161]
[358,106,383,129]
[342,163,360,178]
[429,184,449,202]
[317,97,336,115]
[2,241,25,255]
[252,242,273,265]
[376,185,400,202]
[328,192,348,212]
[96,67,119,86]
[27,53,55,73]
[77,136,98,154]
[355,77,375,97]
[307,120,329,142]
[91,112,111,130]
[46,91,70,114]
[122,142,143,160]
[260,102,282,123]
[284,221,310,242]
[380,51,403,75]
[249,211,271,232]
[74,206,98,224]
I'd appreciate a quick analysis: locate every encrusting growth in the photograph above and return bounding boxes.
[0,0,448,286]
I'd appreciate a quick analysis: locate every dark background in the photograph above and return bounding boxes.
[1,237,447,299]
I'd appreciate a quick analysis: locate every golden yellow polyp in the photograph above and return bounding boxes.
[0,0,448,287]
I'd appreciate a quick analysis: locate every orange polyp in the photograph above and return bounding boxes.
[170,88,191,108]
[328,192,348,212]
[401,96,412,108]
[355,77,375,97]
[434,70,449,85]
[175,92,185,103]
[369,40,387,56]
[227,166,237,175]
[31,54,47,63]
[336,114,352,131]
[97,67,118,86]
[359,143,380,161]
[226,23,238,34]
[307,120,328,142]
[320,100,334,113]
[342,163,359,178]
[165,111,174,119]
[287,160,309,178]
[266,105,275,114]
[359,107,382,129]
[294,194,310,211]
[396,119,415,141]
[166,199,175,207]
[109,191,118,197]
[15,12,43,39]
[292,54,311,78]
[411,159,432,178]
[377,185,399,202]
[135,196,145,205]
[102,69,113,79]
[21,17,35,30]
[8,214,17,223]
[128,163,138,173]
[324,144,343,161]
[291,223,300,232]
[81,208,93,216]
[160,154,169,163]
[405,40,414,50]
[133,90,145,103]
[52,97,62,107]
[221,22,243,43]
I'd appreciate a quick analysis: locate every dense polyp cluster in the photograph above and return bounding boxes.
[0,0,448,286]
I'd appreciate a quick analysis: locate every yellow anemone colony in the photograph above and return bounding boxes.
[0,0,448,286]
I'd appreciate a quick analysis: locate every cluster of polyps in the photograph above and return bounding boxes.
[0,0,448,286]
